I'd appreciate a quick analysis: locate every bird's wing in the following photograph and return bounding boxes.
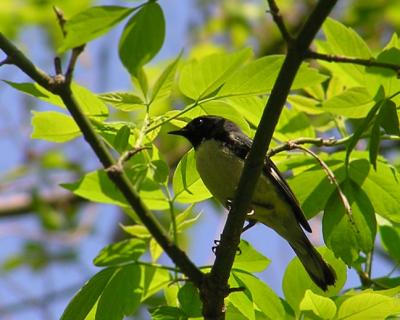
[264,157,312,232]
[232,132,312,233]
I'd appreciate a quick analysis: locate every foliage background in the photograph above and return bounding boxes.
[0,0,400,319]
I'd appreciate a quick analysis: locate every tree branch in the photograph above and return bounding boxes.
[267,0,293,43]
[203,1,339,318]
[306,50,400,75]
[0,32,204,287]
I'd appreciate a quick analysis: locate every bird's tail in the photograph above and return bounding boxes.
[289,232,336,291]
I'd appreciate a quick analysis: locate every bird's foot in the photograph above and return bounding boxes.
[212,239,242,255]
[242,219,257,233]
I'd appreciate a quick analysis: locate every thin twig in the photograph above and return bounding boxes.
[292,143,353,220]
[267,0,293,43]
[53,6,67,37]
[306,50,400,76]
[65,45,85,84]
[54,57,63,75]
[106,146,151,174]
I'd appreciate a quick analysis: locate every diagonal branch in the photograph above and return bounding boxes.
[202,1,339,319]
[0,32,204,287]
[306,50,400,75]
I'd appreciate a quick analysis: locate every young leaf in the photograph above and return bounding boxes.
[299,290,337,319]
[72,83,109,119]
[96,264,142,320]
[31,111,81,142]
[3,80,64,107]
[282,247,346,311]
[349,155,400,223]
[345,99,384,168]
[99,92,145,111]
[218,55,326,97]
[369,118,381,170]
[233,271,286,319]
[59,6,135,52]
[322,87,374,118]
[318,18,372,87]
[275,107,316,140]
[380,225,400,261]
[337,292,400,319]
[93,239,146,266]
[149,306,186,320]
[150,53,182,104]
[379,99,400,135]
[178,283,202,317]
[172,149,212,203]
[114,125,131,153]
[227,274,256,320]
[119,2,165,76]
[62,170,169,210]
[178,48,252,100]
[60,268,116,320]
[232,240,270,273]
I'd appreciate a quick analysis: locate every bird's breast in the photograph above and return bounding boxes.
[195,139,243,205]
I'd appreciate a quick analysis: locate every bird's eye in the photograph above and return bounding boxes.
[195,118,203,126]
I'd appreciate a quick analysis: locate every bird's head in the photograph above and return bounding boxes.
[169,115,240,148]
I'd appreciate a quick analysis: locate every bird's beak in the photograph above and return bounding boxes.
[168,127,187,136]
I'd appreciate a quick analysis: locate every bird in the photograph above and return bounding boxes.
[169,115,336,291]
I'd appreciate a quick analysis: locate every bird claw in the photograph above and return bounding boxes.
[212,239,242,255]
[242,219,257,233]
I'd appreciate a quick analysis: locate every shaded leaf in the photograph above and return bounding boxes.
[99,92,145,111]
[93,239,146,266]
[59,6,134,52]
[178,283,202,317]
[119,2,165,76]
[232,240,270,273]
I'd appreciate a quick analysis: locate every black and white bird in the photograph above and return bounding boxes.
[169,115,336,290]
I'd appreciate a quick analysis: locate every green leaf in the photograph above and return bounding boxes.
[178,48,252,100]
[233,271,286,319]
[365,48,400,101]
[62,170,169,210]
[232,240,270,273]
[140,264,170,301]
[369,118,381,170]
[318,18,372,87]
[322,87,374,118]
[218,55,326,97]
[178,283,202,317]
[150,53,182,103]
[228,274,256,320]
[380,225,400,261]
[99,92,145,111]
[3,80,64,107]
[97,264,142,320]
[121,224,150,239]
[349,157,400,223]
[283,247,346,311]
[379,99,400,135]
[58,6,134,52]
[149,306,186,320]
[93,239,146,267]
[345,99,384,168]
[286,158,344,219]
[61,268,116,320]
[222,96,265,126]
[275,107,315,140]
[300,290,337,319]
[288,94,324,115]
[119,2,165,76]
[337,292,400,319]
[72,83,109,119]
[113,125,131,153]
[31,111,81,142]
[172,149,212,203]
